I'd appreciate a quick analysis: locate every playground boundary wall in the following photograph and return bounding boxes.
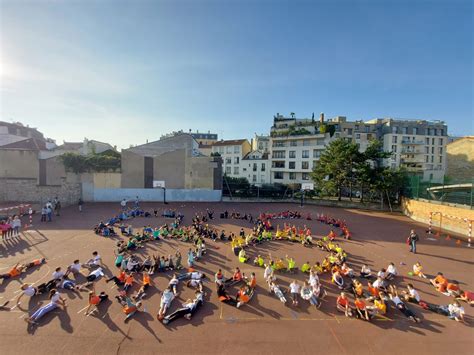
[401,197,474,237]
[82,183,222,202]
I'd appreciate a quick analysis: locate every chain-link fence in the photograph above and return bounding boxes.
[404,176,473,208]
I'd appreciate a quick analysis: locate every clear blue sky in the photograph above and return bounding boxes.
[1,0,472,149]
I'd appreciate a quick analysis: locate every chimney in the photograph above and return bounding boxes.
[320,112,324,123]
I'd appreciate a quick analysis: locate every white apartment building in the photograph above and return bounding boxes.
[240,150,271,185]
[269,113,449,185]
[211,139,251,178]
[375,119,448,182]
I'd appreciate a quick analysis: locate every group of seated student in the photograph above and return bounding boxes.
[219,210,254,223]
[259,210,302,220]
[215,267,256,309]
[0,258,46,281]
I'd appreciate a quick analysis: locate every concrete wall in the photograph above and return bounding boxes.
[154,149,186,188]
[89,187,221,202]
[0,149,39,179]
[401,197,474,237]
[0,175,82,206]
[93,172,121,188]
[121,150,144,188]
[45,156,67,185]
[185,156,216,189]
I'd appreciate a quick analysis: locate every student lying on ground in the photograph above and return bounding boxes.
[388,285,420,323]
[84,285,108,316]
[269,281,287,304]
[0,258,46,280]
[25,289,66,325]
[456,290,474,305]
[217,283,240,307]
[115,294,142,320]
[162,290,204,324]
[157,287,176,320]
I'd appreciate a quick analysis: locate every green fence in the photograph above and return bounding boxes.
[405,176,474,208]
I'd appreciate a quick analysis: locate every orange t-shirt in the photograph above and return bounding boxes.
[118,272,126,282]
[238,291,250,303]
[123,305,137,315]
[434,275,447,285]
[368,286,379,297]
[354,284,363,296]
[447,283,459,292]
[143,274,150,286]
[355,299,366,310]
[125,275,134,285]
[337,296,348,307]
[90,295,101,305]
[249,277,257,288]
[233,272,242,281]
[8,267,21,277]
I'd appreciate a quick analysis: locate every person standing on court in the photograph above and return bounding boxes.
[78,198,83,212]
[121,198,127,210]
[408,229,419,254]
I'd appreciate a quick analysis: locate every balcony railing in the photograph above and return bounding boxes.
[401,139,424,145]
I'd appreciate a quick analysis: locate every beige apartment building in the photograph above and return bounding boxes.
[446,136,474,181]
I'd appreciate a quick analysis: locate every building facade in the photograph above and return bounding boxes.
[446,136,474,181]
[211,139,251,178]
[240,150,270,185]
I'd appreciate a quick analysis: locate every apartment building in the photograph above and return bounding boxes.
[268,113,449,184]
[251,134,270,153]
[375,119,448,182]
[240,150,271,185]
[269,113,329,184]
[211,139,251,178]
[161,130,218,156]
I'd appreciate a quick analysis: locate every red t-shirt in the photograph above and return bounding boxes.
[337,296,348,307]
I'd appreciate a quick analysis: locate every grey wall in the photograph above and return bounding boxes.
[88,187,222,202]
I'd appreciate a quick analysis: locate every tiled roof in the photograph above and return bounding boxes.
[212,139,248,146]
[0,138,47,150]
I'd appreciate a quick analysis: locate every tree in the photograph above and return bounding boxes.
[310,138,360,201]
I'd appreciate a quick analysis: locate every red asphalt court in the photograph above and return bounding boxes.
[0,202,472,355]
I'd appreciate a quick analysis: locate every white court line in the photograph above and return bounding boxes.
[77,305,89,314]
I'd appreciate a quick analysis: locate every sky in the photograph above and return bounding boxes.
[0,0,472,149]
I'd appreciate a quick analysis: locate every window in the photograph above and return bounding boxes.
[289,172,296,180]
[261,175,265,183]
[365,126,370,133]
[431,147,434,154]
[313,150,321,158]
[440,129,444,136]
[439,138,443,145]
[273,150,286,159]
[425,146,429,154]
[253,163,257,171]
[289,151,296,158]
[313,161,318,168]
[218,147,224,154]
[261,163,265,171]
[367,134,373,140]
[433,129,437,136]
[289,140,297,146]
[289,161,295,169]
[303,140,311,146]
[225,158,232,164]
[439,156,443,163]
[302,150,309,158]
[432,138,435,145]
[392,127,398,134]
[243,168,247,172]
[234,145,240,153]
[302,173,309,180]
[425,138,429,145]
[272,161,285,168]
[226,146,232,153]
[225,166,231,174]
[413,127,418,135]
[425,155,429,163]
[234,157,239,164]
[234,167,239,175]
[392,136,398,143]
[438,147,443,154]
[355,125,360,131]
[356,133,361,139]
[274,171,283,180]
[347,128,353,135]
[402,127,408,134]
[431,156,434,163]
[273,141,286,147]
[391,145,397,153]
[302,161,309,169]
[252,175,257,182]
[316,138,325,145]
[335,133,340,138]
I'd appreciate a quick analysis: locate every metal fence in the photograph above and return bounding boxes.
[404,176,474,208]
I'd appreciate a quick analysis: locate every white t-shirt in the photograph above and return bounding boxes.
[409,288,421,302]
[290,282,300,293]
[190,272,203,280]
[391,296,403,306]
[12,218,21,228]
[169,278,178,286]
[263,266,272,280]
[90,268,104,278]
[52,270,65,280]
[377,271,386,279]
[309,274,319,287]
[23,286,36,297]
[161,291,174,306]
[448,304,464,317]
[69,263,81,272]
[51,292,61,303]
[121,200,127,207]
[93,255,101,264]
[387,265,398,275]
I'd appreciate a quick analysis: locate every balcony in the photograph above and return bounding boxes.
[400,148,422,154]
[401,139,424,145]
[400,157,424,164]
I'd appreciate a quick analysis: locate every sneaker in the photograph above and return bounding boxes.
[162,318,169,324]
[184,314,192,320]
[237,302,242,308]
